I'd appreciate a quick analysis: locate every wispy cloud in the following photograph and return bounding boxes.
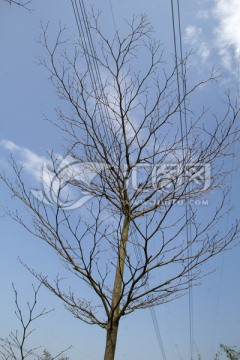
[213,0,240,70]
[0,139,99,210]
[197,10,210,20]
[185,25,202,44]
[0,139,48,180]
[184,1,240,75]
[184,25,211,61]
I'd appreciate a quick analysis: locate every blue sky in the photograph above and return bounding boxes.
[0,1,240,359]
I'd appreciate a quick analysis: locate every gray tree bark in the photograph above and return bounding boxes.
[104,322,119,360]
[104,216,130,360]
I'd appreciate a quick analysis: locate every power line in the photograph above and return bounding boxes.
[70,2,168,359]
[208,52,239,359]
[78,0,118,150]
[70,0,113,150]
[170,1,194,359]
[109,0,117,31]
[175,344,184,360]
[176,2,194,358]
[132,233,167,360]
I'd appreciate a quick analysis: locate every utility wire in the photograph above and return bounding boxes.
[70,0,113,149]
[71,2,168,358]
[109,0,117,32]
[78,0,111,121]
[175,344,184,360]
[132,233,167,360]
[170,1,194,359]
[78,0,119,150]
[208,51,239,360]
[176,2,194,358]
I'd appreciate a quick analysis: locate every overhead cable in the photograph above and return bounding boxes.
[170,1,194,359]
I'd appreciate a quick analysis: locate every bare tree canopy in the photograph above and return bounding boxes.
[1,12,240,360]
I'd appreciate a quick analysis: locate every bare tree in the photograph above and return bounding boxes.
[0,283,52,360]
[1,13,240,360]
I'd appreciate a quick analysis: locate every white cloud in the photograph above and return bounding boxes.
[0,139,47,180]
[1,139,20,152]
[0,139,97,209]
[199,42,211,60]
[184,1,240,74]
[213,0,240,70]
[184,25,211,61]
[197,10,210,20]
[185,25,202,45]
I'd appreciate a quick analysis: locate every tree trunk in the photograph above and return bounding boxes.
[104,322,119,360]
[103,215,130,359]
[111,215,130,313]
